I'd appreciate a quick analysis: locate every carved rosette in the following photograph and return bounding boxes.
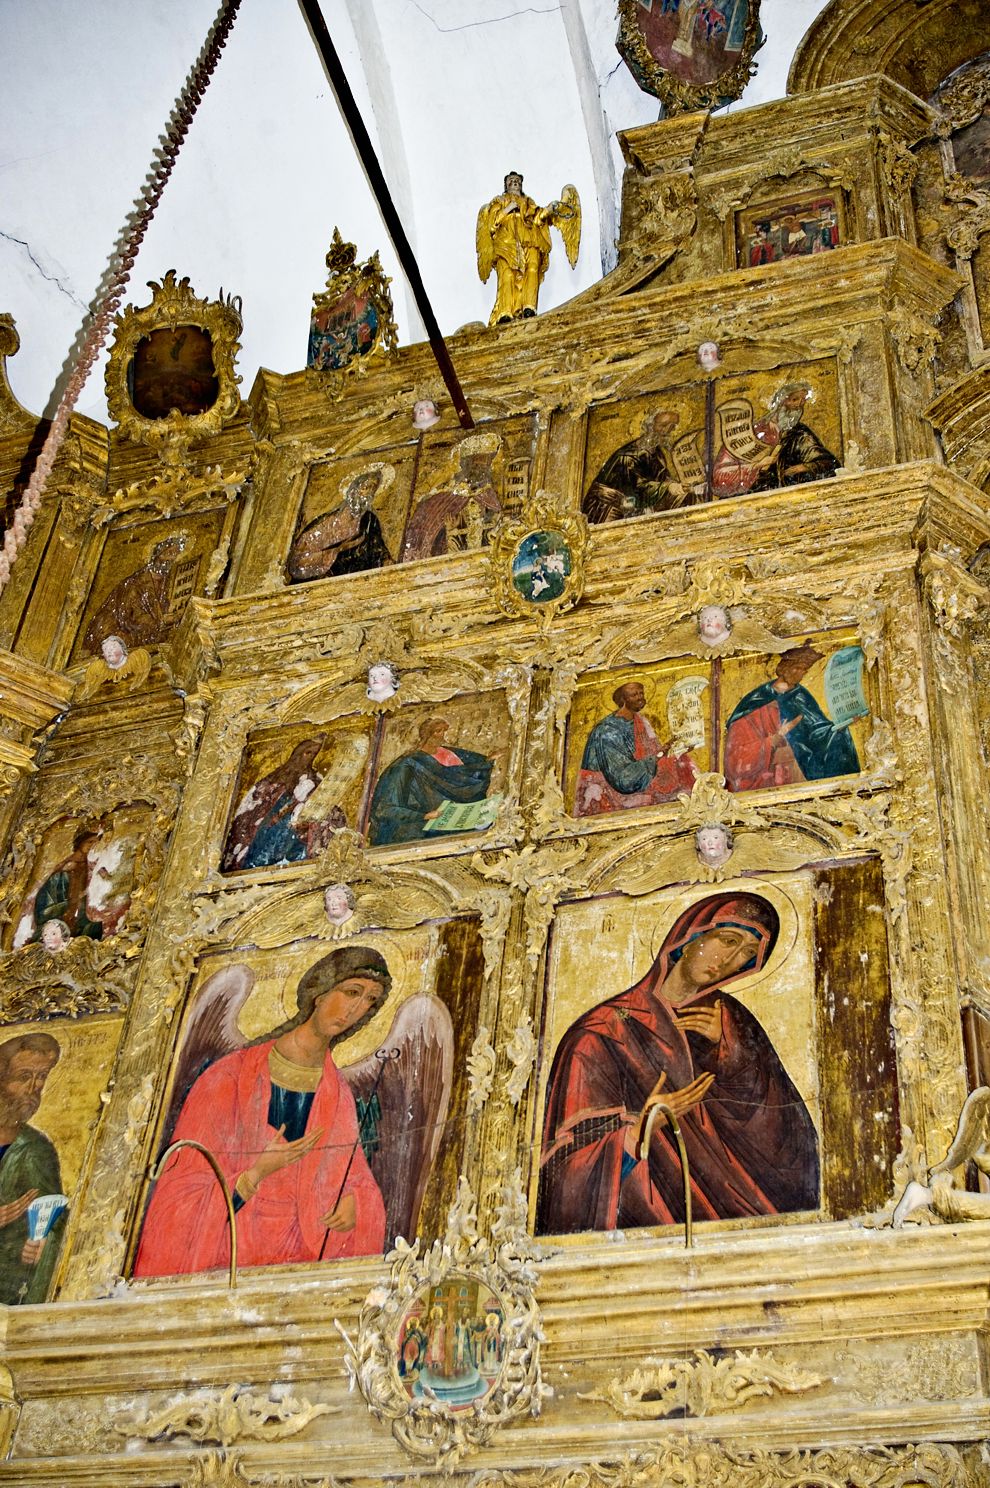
[336,1176,548,1468]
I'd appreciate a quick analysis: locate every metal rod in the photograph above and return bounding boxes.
[296,0,474,429]
[639,1100,694,1250]
[150,1139,238,1288]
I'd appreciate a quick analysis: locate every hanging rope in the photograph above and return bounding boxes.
[0,0,243,594]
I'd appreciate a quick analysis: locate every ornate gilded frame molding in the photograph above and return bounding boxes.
[105,271,243,451]
[336,1175,547,1467]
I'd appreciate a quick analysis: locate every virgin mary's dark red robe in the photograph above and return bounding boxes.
[537,895,819,1236]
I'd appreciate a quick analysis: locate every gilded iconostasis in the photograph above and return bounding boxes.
[1,3,990,1486]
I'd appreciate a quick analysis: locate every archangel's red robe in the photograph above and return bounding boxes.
[536,895,819,1236]
[134,1041,385,1276]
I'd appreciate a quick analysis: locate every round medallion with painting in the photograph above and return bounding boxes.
[511,529,571,604]
[396,1274,506,1410]
[628,0,753,87]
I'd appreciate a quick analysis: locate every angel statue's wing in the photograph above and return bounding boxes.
[555,184,581,268]
[160,964,255,1148]
[476,204,495,284]
[930,1085,990,1176]
[340,992,454,1246]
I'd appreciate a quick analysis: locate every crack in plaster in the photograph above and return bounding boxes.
[0,230,86,310]
[409,1,562,33]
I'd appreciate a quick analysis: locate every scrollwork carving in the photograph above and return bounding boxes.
[114,1384,335,1447]
[579,1348,826,1419]
[504,1013,537,1107]
[461,1441,973,1488]
[473,839,588,966]
[845,1339,977,1406]
[467,1026,498,1113]
[876,128,919,198]
[888,307,940,373]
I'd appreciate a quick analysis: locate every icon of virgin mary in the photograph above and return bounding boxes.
[537,891,819,1236]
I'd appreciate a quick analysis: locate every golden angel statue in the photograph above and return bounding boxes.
[476,171,581,327]
[892,1085,990,1226]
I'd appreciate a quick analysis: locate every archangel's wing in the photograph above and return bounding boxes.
[555,184,582,268]
[476,205,495,284]
[340,992,454,1246]
[160,963,255,1148]
[930,1086,990,1176]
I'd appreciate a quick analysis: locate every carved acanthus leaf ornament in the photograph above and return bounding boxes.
[114,1384,335,1447]
[473,839,588,965]
[579,1348,825,1420]
[458,1441,974,1488]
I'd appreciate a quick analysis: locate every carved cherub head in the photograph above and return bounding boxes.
[39,918,71,954]
[367,661,399,702]
[697,605,731,646]
[412,398,439,431]
[323,883,356,926]
[100,634,129,670]
[695,822,734,868]
[697,340,721,372]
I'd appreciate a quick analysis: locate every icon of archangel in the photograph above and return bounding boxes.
[133,947,454,1277]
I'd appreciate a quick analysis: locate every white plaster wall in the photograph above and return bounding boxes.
[1,0,829,425]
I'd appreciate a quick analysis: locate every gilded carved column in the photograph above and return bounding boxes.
[0,649,75,844]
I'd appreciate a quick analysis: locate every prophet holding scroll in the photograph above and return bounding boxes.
[537,892,819,1236]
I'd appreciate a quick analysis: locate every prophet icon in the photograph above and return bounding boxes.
[222,738,350,872]
[712,383,839,498]
[368,718,497,846]
[575,681,698,817]
[83,533,196,654]
[0,1033,67,1305]
[287,465,394,583]
[583,411,706,524]
[724,644,861,794]
[537,892,819,1236]
[402,433,503,560]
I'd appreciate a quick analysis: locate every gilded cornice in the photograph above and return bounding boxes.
[2,1227,988,1477]
[928,367,990,490]
[789,5,985,98]
[228,241,961,470]
[0,647,75,735]
[178,465,990,683]
[624,74,935,191]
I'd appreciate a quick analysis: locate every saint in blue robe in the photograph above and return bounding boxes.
[368,749,493,846]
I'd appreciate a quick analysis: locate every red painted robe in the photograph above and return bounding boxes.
[134,1041,385,1276]
[723,698,804,791]
[537,896,819,1236]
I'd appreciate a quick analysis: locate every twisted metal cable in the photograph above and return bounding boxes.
[0,0,243,593]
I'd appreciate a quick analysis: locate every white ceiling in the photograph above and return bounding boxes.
[1,0,831,425]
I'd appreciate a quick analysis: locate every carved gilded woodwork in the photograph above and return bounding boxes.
[105,271,243,452]
[616,0,763,116]
[4,56,990,1488]
[306,229,398,389]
